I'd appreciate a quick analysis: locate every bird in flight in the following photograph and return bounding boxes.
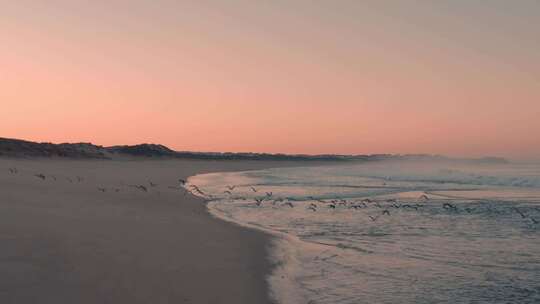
[443,203,457,211]
[255,197,265,206]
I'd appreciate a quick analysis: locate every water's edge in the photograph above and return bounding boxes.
[207,200,307,304]
[186,174,309,304]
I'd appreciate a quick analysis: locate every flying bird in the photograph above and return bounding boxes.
[254,198,265,206]
[35,174,46,180]
[130,185,148,192]
[226,185,236,191]
[250,186,258,192]
[402,204,418,210]
[443,203,458,211]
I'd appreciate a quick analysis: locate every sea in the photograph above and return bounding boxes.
[187,160,540,304]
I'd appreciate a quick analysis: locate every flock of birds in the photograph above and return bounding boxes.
[5,166,539,226]
[5,166,189,196]
[187,182,540,225]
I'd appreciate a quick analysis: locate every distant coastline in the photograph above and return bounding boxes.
[0,137,508,164]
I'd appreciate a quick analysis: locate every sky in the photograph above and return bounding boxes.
[1,0,539,159]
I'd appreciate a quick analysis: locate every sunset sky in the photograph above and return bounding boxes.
[1,1,539,159]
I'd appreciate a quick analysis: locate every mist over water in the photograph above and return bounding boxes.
[189,161,540,304]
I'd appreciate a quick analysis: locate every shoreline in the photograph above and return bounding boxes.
[0,157,334,304]
[204,198,311,304]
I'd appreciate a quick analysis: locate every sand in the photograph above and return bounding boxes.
[0,158,325,304]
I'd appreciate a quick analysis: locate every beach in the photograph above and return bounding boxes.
[0,157,324,304]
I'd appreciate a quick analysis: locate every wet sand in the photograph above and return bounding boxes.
[0,158,327,304]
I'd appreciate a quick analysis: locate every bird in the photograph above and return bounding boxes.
[178,179,186,185]
[382,209,390,215]
[402,204,418,210]
[224,190,233,195]
[328,204,336,209]
[35,174,46,180]
[8,168,18,174]
[191,187,206,196]
[266,192,273,197]
[250,186,258,192]
[190,185,203,193]
[530,218,538,224]
[443,203,458,211]
[255,197,265,206]
[226,185,236,191]
[419,194,429,201]
[130,185,148,192]
[368,215,378,221]
[307,206,317,212]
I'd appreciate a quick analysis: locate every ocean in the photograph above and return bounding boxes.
[188,160,540,304]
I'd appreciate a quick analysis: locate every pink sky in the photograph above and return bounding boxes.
[1,1,539,159]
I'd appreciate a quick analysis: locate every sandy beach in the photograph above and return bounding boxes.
[0,158,323,304]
